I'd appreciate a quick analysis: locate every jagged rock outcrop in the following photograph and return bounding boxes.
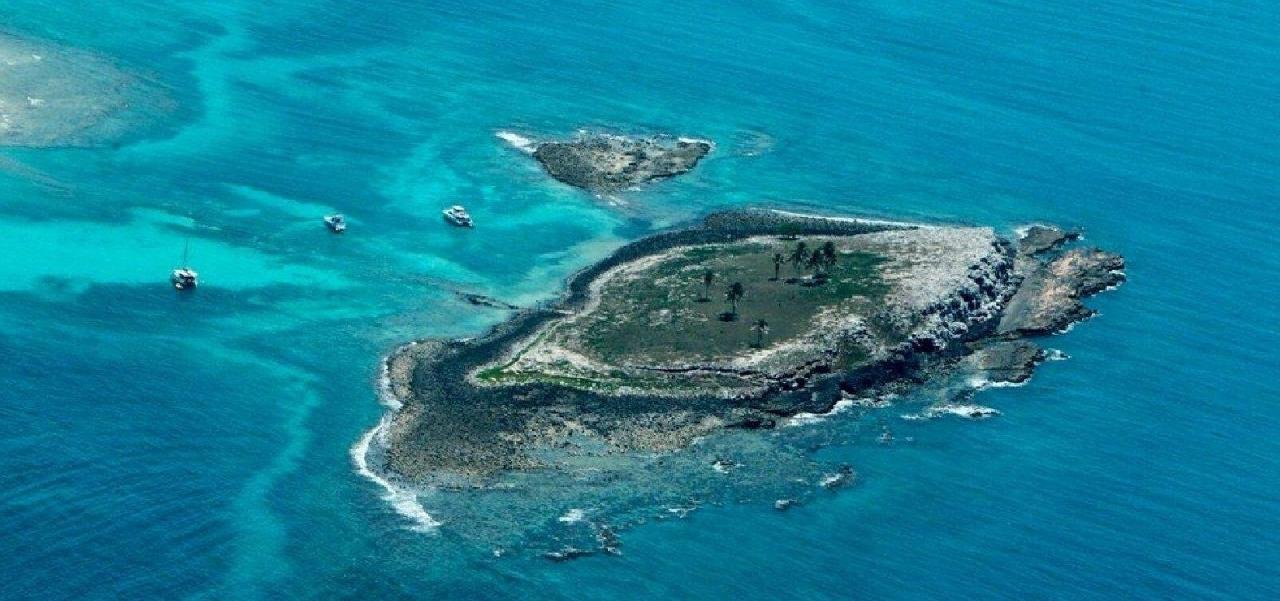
[999,246,1125,335]
[532,134,711,192]
[1017,225,1082,255]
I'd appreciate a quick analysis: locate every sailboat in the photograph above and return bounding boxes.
[170,240,198,290]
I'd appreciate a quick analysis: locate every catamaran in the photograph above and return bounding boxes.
[171,240,198,291]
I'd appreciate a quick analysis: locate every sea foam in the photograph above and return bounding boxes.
[495,130,536,153]
[902,404,1001,421]
[967,375,1031,391]
[785,398,855,427]
[677,136,717,152]
[350,423,441,532]
[348,344,441,532]
[557,508,587,524]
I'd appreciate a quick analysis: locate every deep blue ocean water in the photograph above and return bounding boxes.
[1,1,1277,598]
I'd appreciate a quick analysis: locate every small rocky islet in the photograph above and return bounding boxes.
[374,208,1125,482]
[529,133,712,192]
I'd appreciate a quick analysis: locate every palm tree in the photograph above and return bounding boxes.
[772,252,784,281]
[789,241,808,274]
[725,282,745,319]
[752,319,769,348]
[806,248,824,277]
[814,242,838,282]
[701,269,715,301]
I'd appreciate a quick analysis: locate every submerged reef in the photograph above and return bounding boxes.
[0,32,169,147]
[372,210,1124,484]
[531,133,711,192]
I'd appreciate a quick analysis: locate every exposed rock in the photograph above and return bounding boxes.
[532,134,711,192]
[1017,225,1081,255]
[820,464,856,489]
[457,292,519,311]
[920,404,1001,420]
[999,247,1125,335]
[966,339,1044,384]
[595,524,622,556]
[711,458,738,473]
[543,547,594,562]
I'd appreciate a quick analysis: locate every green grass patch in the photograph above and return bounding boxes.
[577,238,889,364]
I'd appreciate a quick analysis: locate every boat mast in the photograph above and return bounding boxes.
[181,239,190,269]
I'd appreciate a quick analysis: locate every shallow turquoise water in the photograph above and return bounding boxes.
[1,1,1277,598]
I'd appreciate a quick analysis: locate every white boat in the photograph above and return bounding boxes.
[324,213,347,233]
[171,240,198,290]
[171,267,198,290]
[442,205,474,227]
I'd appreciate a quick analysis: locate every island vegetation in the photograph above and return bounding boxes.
[475,234,891,395]
[372,210,1124,482]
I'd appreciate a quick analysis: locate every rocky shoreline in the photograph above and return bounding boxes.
[372,209,1124,483]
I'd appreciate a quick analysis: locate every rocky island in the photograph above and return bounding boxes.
[530,133,712,192]
[373,210,1124,483]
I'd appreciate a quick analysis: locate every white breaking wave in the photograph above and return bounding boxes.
[938,404,1001,419]
[1013,223,1086,242]
[785,398,855,427]
[557,508,587,524]
[1103,273,1126,292]
[376,355,401,409]
[1012,223,1052,238]
[967,375,1030,390]
[495,130,536,153]
[819,469,855,489]
[677,136,716,152]
[902,403,1001,421]
[350,422,441,533]
[1054,318,1087,335]
[348,342,440,533]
